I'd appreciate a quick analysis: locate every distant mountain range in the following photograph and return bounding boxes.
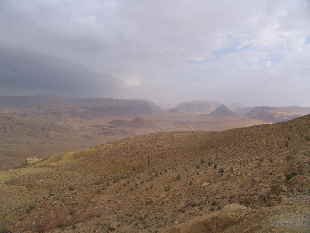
[0,96,162,117]
[172,100,310,123]
[1,96,310,123]
[1,96,309,171]
[208,105,237,118]
[170,100,220,114]
[244,106,310,123]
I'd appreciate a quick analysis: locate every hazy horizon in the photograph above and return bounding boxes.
[1,0,310,107]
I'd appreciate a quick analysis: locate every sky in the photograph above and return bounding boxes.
[0,0,310,107]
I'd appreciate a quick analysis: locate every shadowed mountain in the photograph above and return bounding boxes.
[170,101,220,114]
[208,104,237,118]
[246,106,310,123]
[0,96,162,117]
[0,115,309,233]
[0,96,68,108]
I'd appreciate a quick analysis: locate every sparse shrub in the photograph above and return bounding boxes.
[218,168,224,176]
[195,165,200,169]
[284,141,289,147]
[200,159,205,164]
[25,204,35,214]
[164,185,170,192]
[211,200,217,207]
[107,226,116,232]
[176,174,181,181]
[285,172,298,181]
[24,157,42,166]
[286,155,293,161]
[305,135,310,141]
[270,184,282,195]
[69,209,75,216]
[188,180,193,185]
[57,223,66,229]
[304,151,310,157]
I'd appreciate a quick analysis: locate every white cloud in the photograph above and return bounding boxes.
[123,76,142,88]
[0,0,309,105]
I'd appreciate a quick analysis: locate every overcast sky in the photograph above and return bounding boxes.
[0,0,309,106]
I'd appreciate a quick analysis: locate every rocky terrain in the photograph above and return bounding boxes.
[0,97,263,170]
[0,96,309,174]
[0,96,163,170]
[0,115,309,233]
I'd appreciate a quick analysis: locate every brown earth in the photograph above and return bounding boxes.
[0,115,309,233]
[0,107,263,170]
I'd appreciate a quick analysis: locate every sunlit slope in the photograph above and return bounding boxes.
[0,115,309,233]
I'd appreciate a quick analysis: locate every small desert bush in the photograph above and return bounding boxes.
[285,172,298,181]
[25,203,36,214]
[164,185,171,192]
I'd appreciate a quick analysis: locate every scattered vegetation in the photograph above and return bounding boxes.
[285,172,299,181]
[0,115,309,233]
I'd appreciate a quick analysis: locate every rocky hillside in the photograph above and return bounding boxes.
[0,115,309,233]
[0,97,264,171]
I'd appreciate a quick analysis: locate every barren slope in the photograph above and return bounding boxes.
[0,108,263,170]
[0,115,309,233]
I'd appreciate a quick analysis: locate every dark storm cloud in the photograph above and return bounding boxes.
[0,0,122,97]
[0,0,310,105]
[0,46,119,97]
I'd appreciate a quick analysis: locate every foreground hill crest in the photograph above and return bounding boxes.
[0,115,309,233]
